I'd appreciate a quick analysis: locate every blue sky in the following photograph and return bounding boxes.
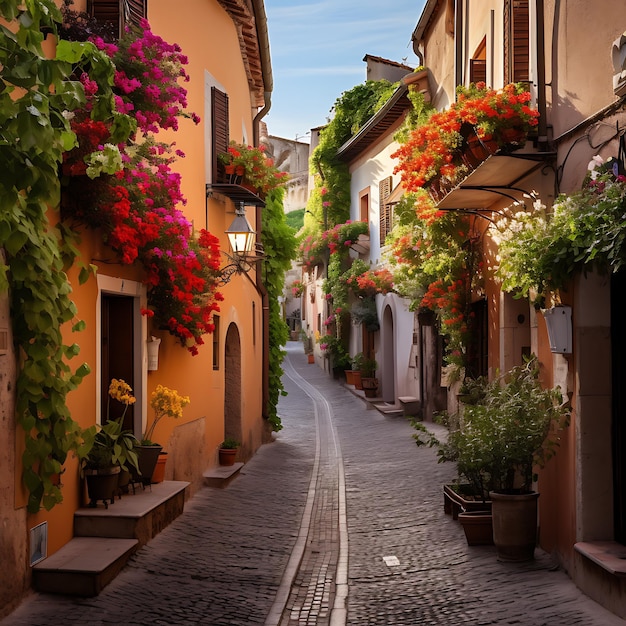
[263,1,426,142]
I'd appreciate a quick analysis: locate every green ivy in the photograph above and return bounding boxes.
[261,188,297,431]
[0,1,121,512]
[305,80,397,234]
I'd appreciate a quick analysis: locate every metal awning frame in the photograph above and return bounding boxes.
[434,151,557,212]
[206,183,266,207]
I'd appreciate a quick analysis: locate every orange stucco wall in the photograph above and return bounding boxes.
[8,0,267,574]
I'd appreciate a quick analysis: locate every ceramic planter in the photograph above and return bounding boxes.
[361,377,379,398]
[458,511,494,545]
[443,484,491,520]
[132,444,163,486]
[84,466,120,509]
[490,491,539,562]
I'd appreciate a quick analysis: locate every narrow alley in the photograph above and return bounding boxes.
[1,343,623,626]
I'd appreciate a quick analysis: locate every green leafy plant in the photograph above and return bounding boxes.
[425,357,570,497]
[497,157,626,306]
[81,418,140,474]
[0,0,125,512]
[355,354,377,378]
[219,438,240,450]
[261,187,298,432]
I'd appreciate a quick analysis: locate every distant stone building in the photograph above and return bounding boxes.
[259,123,310,213]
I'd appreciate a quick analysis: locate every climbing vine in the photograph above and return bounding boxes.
[0,0,124,512]
[261,187,297,431]
[305,80,397,233]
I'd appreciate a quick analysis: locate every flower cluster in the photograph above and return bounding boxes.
[218,141,288,197]
[61,23,222,353]
[496,156,626,306]
[348,268,394,297]
[299,220,369,273]
[291,279,305,297]
[455,82,540,139]
[393,82,539,194]
[387,202,483,376]
[143,385,191,443]
[108,379,136,406]
[92,19,200,133]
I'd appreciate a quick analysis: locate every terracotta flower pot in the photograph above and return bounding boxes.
[458,511,494,546]
[218,448,237,466]
[151,452,168,483]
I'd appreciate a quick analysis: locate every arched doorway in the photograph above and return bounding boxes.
[382,305,395,403]
[224,323,242,444]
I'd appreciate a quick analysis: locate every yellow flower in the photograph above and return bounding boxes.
[109,378,136,406]
[143,385,190,443]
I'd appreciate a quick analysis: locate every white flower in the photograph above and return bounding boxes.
[587,155,604,180]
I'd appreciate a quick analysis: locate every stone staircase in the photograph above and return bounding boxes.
[32,480,189,596]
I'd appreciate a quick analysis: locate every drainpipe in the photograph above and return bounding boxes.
[252,0,273,146]
[536,0,549,150]
[251,0,273,422]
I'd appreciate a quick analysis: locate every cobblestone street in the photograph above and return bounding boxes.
[2,343,624,625]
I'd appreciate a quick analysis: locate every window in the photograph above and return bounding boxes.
[470,38,487,85]
[379,176,392,245]
[213,315,220,370]
[504,0,530,84]
[465,299,488,379]
[211,86,229,183]
[88,0,146,37]
[359,188,370,224]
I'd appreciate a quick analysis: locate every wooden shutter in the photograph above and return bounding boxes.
[470,59,487,84]
[124,0,147,30]
[211,87,229,182]
[504,0,529,83]
[512,0,529,82]
[88,0,146,37]
[379,176,392,245]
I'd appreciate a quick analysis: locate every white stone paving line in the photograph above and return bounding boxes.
[264,355,348,626]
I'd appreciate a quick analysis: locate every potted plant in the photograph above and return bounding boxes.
[452,358,569,558]
[134,385,191,485]
[358,355,379,398]
[422,359,570,553]
[345,356,363,389]
[218,438,240,466]
[81,419,140,508]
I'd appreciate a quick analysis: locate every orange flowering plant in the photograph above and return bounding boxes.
[386,193,483,376]
[218,141,288,197]
[392,82,539,196]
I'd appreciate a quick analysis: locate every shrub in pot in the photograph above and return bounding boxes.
[462,358,569,560]
[218,438,240,466]
[419,357,570,557]
[356,354,379,398]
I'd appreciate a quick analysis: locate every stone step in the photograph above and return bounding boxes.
[32,537,138,597]
[372,402,405,418]
[203,462,244,488]
[74,480,189,546]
